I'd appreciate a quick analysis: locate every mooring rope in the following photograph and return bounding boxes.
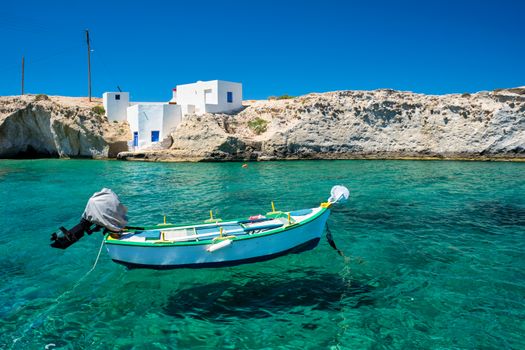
[325,223,344,257]
[325,223,351,265]
[11,236,106,349]
[71,234,106,288]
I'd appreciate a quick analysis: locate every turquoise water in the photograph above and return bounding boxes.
[0,159,524,349]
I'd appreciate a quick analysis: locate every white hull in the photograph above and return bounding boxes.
[105,208,330,269]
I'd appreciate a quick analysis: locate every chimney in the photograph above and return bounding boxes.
[169,88,177,104]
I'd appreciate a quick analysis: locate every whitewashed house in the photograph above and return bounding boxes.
[127,103,182,149]
[103,92,129,122]
[173,80,242,116]
[103,80,242,150]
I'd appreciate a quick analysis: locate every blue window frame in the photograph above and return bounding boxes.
[227,91,233,103]
[133,132,138,147]
[151,130,160,142]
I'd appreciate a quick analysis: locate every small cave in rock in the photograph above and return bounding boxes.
[0,108,64,159]
[9,145,60,159]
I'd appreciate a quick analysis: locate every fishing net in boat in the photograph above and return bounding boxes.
[82,188,128,232]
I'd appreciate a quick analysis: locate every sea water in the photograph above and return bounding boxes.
[0,159,524,349]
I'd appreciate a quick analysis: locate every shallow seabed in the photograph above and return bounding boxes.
[0,159,524,349]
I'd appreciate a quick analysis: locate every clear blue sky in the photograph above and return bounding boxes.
[1,0,524,101]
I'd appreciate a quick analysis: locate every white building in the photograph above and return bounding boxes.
[103,80,242,150]
[127,103,182,149]
[103,92,129,122]
[174,80,242,116]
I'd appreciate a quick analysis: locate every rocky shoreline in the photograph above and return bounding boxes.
[119,87,525,162]
[1,88,524,161]
[116,152,525,162]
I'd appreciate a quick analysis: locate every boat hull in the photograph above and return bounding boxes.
[105,208,329,269]
[111,238,321,269]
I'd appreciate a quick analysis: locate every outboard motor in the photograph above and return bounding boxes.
[51,188,128,249]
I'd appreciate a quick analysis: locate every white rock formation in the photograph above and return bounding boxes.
[119,87,525,161]
[235,88,525,160]
[0,95,130,158]
[2,88,523,162]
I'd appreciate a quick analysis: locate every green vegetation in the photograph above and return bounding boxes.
[34,94,49,101]
[247,117,269,135]
[268,94,295,100]
[91,105,105,116]
[461,93,471,98]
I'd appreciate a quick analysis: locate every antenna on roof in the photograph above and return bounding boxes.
[117,85,122,92]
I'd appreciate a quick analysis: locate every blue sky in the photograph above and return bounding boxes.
[0,0,524,101]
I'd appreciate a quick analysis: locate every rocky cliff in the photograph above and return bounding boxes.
[0,95,129,158]
[118,87,525,162]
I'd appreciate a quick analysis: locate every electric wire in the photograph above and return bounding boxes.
[0,44,84,75]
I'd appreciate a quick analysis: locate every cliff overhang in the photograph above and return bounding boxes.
[0,95,130,159]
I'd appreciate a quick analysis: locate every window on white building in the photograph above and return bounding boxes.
[227,92,233,103]
[151,130,160,142]
[133,132,138,147]
[115,94,120,100]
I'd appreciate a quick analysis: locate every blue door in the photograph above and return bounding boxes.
[151,130,160,142]
[133,132,138,147]
[227,91,233,103]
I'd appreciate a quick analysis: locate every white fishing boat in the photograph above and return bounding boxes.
[51,186,349,269]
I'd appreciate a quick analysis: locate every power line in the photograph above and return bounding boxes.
[0,44,83,75]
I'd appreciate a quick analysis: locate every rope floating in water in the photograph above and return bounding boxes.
[11,236,106,348]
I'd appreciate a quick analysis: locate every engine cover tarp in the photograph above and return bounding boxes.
[82,188,128,232]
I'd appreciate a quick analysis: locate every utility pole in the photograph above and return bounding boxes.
[21,56,25,95]
[86,29,92,102]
